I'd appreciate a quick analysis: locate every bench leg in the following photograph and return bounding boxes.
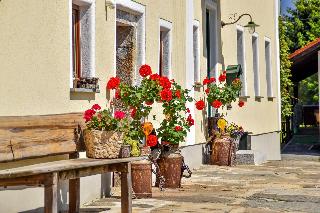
[121,163,132,213]
[44,172,58,213]
[69,178,80,213]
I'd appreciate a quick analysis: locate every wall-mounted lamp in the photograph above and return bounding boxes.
[221,13,259,34]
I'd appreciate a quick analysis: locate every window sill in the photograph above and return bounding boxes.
[255,96,264,98]
[70,88,100,93]
[239,96,250,98]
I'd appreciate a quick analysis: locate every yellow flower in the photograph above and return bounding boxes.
[217,118,227,132]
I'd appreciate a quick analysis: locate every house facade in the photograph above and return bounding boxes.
[0,0,281,211]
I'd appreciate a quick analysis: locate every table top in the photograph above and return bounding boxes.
[0,157,145,179]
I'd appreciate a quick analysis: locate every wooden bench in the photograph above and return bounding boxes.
[0,113,140,213]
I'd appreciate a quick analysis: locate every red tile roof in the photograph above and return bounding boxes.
[289,37,320,59]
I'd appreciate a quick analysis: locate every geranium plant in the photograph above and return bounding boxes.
[83,104,128,131]
[157,81,194,145]
[195,71,243,111]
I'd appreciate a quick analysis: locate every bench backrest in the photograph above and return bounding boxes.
[0,113,84,162]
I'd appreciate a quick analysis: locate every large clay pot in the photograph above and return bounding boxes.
[156,152,182,188]
[132,159,152,198]
[211,136,236,166]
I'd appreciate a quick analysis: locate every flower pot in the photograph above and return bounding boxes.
[83,130,123,159]
[139,145,151,156]
[211,135,236,166]
[132,159,152,198]
[120,145,131,158]
[156,151,182,188]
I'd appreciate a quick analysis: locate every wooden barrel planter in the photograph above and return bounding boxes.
[156,152,182,188]
[211,136,236,166]
[132,159,152,198]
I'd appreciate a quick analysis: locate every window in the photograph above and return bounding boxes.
[265,38,273,97]
[237,26,247,96]
[159,19,172,77]
[70,0,95,88]
[72,4,81,79]
[193,21,200,83]
[252,34,260,96]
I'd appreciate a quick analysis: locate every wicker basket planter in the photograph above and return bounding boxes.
[83,130,123,159]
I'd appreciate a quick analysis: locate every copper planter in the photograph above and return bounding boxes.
[156,152,182,188]
[211,136,236,166]
[132,159,152,198]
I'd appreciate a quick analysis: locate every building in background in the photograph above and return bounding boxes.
[0,0,281,211]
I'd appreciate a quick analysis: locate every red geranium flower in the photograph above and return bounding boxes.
[210,77,216,83]
[175,90,181,99]
[238,100,245,107]
[115,89,121,99]
[150,73,160,81]
[211,100,222,108]
[223,70,227,74]
[83,109,96,122]
[203,77,210,85]
[107,77,120,90]
[145,100,154,105]
[114,111,125,120]
[218,74,226,82]
[186,108,190,113]
[159,76,172,89]
[160,89,173,102]
[175,126,183,131]
[130,108,137,118]
[91,104,101,111]
[187,114,194,126]
[205,88,210,94]
[139,64,152,77]
[147,135,158,147]
[195,100,205,110]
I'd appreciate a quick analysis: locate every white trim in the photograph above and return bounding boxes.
[158,19,173,79]
[69,0,96,88]
[193,20,200,83]
[252,32,260,96]
[264,37,273,97]
[185,0,195,146]
[236,25,248,96]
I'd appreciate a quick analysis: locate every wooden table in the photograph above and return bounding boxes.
[0,157,144,213]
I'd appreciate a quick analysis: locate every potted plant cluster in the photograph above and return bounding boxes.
[194,71,245,166]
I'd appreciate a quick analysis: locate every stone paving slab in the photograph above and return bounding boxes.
[82,156,320,212]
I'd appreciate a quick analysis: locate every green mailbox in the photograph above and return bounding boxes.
[226,65,242,85]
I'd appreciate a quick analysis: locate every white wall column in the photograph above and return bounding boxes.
[185,0,195,146]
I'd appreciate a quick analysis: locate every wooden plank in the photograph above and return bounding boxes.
[0,113,84,162]
[0,157,144,179]
[44,172,58,213]
[0,174,46,187]
[121,162,132,213]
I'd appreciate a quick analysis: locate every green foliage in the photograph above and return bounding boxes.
[279,17,293,119]
[299,73,319,104]
[157,82,193,145]
[283,0,319,106]
[285,0,320,52]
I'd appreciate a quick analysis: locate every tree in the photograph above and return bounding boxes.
[283,0,319,105]
[279,17,293,119]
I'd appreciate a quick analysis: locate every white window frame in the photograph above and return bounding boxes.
[158,18,173,79]
[193,20,200,83]
[264,37,273,97]
[205,0,219,79]
[236,25,247,96]
[115,0,146,85]
[252,32,260,97]
[69,0,96,88]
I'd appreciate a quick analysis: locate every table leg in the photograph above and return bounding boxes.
[69,178,80,213]
[121,163,132,213]
[44,172,58,213]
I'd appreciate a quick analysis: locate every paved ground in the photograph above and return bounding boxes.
[82,155,320,213]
